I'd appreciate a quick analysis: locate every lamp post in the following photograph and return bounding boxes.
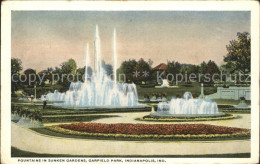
[34,84,37,101]
[199,83,205,98]
[201,83,204,95]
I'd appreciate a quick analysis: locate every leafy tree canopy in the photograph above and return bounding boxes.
[118,59,137,83]
[223,32,250,74]
[166,61,181,75]
[134,58,152,83]
[11,58,23,94]
[11,58,23,74]
[205,60,220,75]
[61,58,77,75]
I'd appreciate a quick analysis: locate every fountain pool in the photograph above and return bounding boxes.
[152,92,224,117]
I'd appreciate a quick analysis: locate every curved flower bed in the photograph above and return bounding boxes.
[46,123,250,140]
[138,113,237,122]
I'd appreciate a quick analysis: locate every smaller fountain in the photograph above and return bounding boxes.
[154,92,221,116]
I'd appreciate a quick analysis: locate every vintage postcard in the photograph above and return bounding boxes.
[1,1,259,163]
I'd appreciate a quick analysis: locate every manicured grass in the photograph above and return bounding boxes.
[219,108,251,114]
[11,103,151,116]
[42,107,151,115]
[42,115,118,123]
[136,82,217,99]
[212,99,251,106]
[11,147,250,158]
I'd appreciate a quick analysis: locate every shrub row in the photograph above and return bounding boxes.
[139,84,156,88]
[11,105,42,121]
[23,85,62,98]
[217,105,234,109]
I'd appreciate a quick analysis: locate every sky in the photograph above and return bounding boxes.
[11,11,250,71]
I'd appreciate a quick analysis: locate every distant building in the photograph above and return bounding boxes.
[153,63,167,71]
[153,63,168,80]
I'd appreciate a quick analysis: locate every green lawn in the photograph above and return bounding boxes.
[42,114,118,123]
[136,82,217,99]
[212,99,251,105]
[11,147,250,158]
[11,103,151,116]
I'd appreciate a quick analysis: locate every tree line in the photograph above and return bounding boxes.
[11,32,250,94]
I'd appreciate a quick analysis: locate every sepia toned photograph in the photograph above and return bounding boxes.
[1,1,259,163]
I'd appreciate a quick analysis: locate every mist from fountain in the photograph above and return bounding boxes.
[157,92,218,115]
[41,25,139,107]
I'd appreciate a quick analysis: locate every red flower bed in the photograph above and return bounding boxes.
[59,123,249,135]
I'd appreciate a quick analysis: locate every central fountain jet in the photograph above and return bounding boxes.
[42,25,139,107]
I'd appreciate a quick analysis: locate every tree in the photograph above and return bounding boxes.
[204,60,220,84]
[180,64,199,83]
[118,59,137,83]
[11,58,22,75]
[58,59,77,89]
[187,65,200,81]
[206,60,220,75]
[37,70,48,87]
[166,61,181,83]
[199,61,207,74]
[60,58,77,75]
[224,32,250,74]
[133,58,152,83]
[11,58,23,94]
[76,66,93,82]
[24,68,36,87]
[52,67,61,83]
[45,67,53,84]
[167,61,181,75]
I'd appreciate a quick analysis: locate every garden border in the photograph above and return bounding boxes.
[45,125,250,141]
[137,113,238,122]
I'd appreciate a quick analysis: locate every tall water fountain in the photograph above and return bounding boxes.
[41,26,139,107]
[156,92,219,115]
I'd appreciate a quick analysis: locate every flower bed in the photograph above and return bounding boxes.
[46,123,250,140]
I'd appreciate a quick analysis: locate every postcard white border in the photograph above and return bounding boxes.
[1,1,259,163]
